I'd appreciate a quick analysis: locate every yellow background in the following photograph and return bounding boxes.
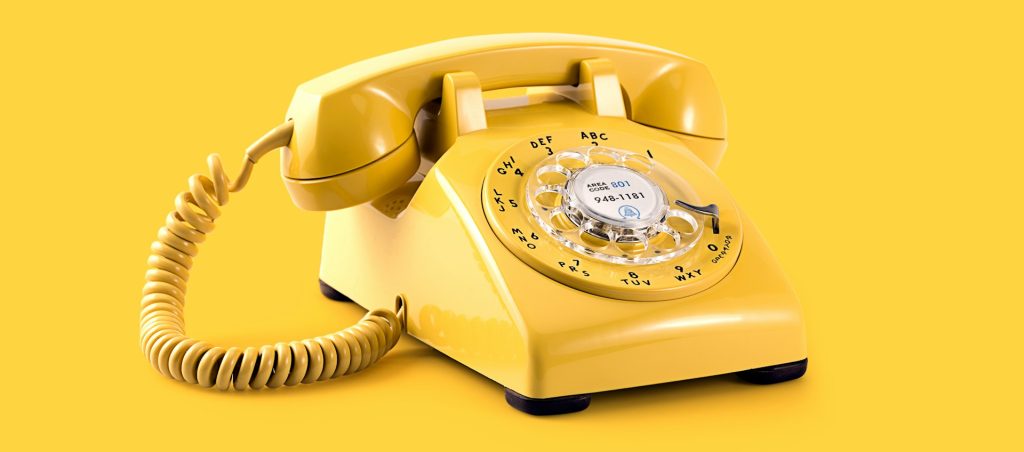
[2,0,1021,449]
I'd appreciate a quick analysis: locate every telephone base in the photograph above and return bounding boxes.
[737,358,808,385]
[318,279,353,302]
[504,389,591,416]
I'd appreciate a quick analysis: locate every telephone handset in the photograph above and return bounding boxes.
[281,33,726,210]
[140,34,806,415]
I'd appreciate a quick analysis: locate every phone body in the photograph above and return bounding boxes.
[303,34,807,413]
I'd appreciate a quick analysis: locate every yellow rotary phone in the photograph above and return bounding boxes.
[139,33,807,415]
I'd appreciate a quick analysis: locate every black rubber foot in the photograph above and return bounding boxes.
[318,279,353,302]
[504,389,591,415]
[737,358,808,384]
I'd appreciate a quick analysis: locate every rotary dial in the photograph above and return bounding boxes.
[526,146,711,265]
[481,129,742,301]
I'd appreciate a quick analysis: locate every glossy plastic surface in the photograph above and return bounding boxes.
[282,33,726,210]
[283,136,419,210]
[320,100,805,398]
[482,131,743,301]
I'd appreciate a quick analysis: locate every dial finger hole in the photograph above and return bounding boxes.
[555,151,589,170]
[587,147,621,165]
[579,230,610,249]
[549,210,577,231]
[665,209,700,235]
[652,224,682,250]
[614,234,649,255]
[534,185,564,208]
[579,220,612,247]
[535,164,570,185]
[648,232,673,250]
[623,154,653,173]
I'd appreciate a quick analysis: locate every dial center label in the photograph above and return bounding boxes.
[569,165,665,226]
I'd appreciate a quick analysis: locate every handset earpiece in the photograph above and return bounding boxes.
[282,33,726,211]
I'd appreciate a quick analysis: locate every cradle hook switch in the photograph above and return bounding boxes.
[578,58,627,117]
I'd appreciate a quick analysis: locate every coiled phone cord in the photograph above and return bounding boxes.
[140,122,405,390]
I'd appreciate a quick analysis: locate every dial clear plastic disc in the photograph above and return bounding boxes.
[526,146,706,265]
